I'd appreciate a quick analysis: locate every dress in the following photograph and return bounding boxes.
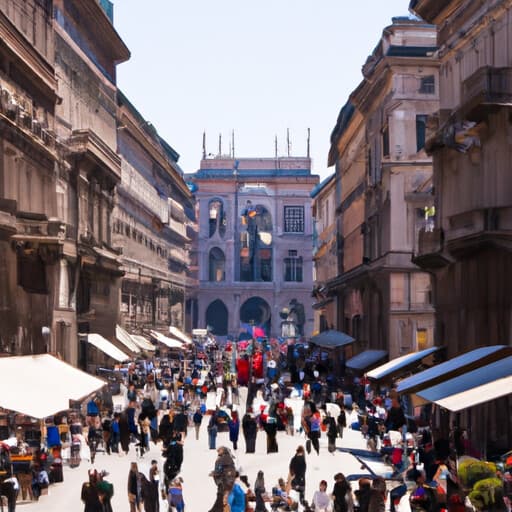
[242,414,257,453]
[81,481,102,512]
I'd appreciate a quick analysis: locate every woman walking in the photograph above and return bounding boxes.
[332,473,351,512]
[242,412,257,453]
[289,445,307,505]
[228,410,240,451]
[254,470,267,512]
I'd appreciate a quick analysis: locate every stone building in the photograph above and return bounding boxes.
[410,0,512,450]
[311,173,338,333]
[0,0,67,357]
[189,155,319,340]
[327,17,439,359]
[52,0,129,367]
[0,0,195,366]
[114,91,196,337]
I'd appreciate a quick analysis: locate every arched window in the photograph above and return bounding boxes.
[239,203,273,282]
[208,199,225,238]
[209,247,225,282]
[206,299,228,336]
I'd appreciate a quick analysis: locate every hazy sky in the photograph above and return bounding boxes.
[114,1,410,178]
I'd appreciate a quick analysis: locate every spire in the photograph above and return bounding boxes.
[307,127,310,158]
[202,131,206,159]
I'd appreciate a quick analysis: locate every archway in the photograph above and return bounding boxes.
[205,299,228,336]
[239,296,271,338]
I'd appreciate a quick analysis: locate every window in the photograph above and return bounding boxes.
[284,206,304,233]
[419,75,435,94]
[284,250,303,282]
[382,125,390,157]
[416,115,428,152]
[208,199,225,238]
[208,247,225,282]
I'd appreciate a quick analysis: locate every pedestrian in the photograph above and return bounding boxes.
[337,405,347,439]
[308,403,322,455]
[168,477,185,512]
[110,412,120,453]
[193,407,203,441]
[263,415,278,453]
[254,470,267,512]
[228,410,240,451]
[312,480,332,512]
[97,470,114,512]
[127,462,143,512]
[208,446,236,512]
[81,469,102,512]
[163,430,184,484]
[101,412,112,455]
[242,412,257,453]
[159,409,176,449]
[174,407,188,440]
[144,459,160,512]
[289,445,307,504]
[207,410,219,450]
[228,480,247,512]
[332,473,351,512]
[323,412,338,454]
[119,410,131,455]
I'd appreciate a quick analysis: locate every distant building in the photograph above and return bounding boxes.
[311,173,338,333]
[188,155,319,340]
[328,17,439,358]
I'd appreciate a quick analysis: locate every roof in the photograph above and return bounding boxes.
[366,346,443,381]
[346,350,388,372]
[310,330,355,349]
[328,101,356,167]
[0,354,106,418]
[310,172,336,199]
[397,345,512,394]
[417,356,512,412]
[87,333,130,362]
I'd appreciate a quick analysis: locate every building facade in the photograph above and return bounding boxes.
[0,0,194,367]
[410,0,512,448]
[327,18,439,359]
[189,156,319,341]
[114,92,196,337]
[0,0,63,357]
[311,173,338,333]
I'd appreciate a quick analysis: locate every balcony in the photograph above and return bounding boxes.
[413,227,452,269]
[0,198,17,238]
[460,67,512,120]
[444,207,512,257]
[10,213,77,258]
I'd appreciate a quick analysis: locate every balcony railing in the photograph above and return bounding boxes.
[413,227,451,269]
[460,66,512,118]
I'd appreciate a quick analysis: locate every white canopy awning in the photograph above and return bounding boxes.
[168,326,192,344]
[115,325,141,354]
[417,356,512,412]
[131,335,156,352]
[87,333,130,362]
[0,354,106,419]
[151,330,184,349]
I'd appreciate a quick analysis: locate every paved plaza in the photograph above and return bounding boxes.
[25,407,373,511]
